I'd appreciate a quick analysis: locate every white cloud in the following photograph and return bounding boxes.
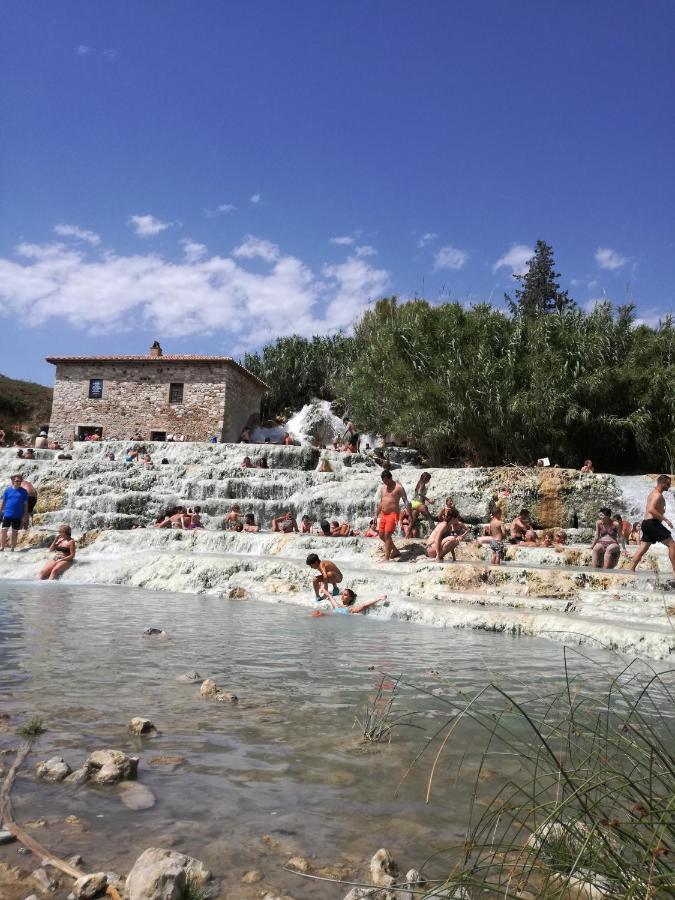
[355,245,377,257]
[493,244,534,275]
[181,239,207,264]
[417,232,438,248]
[128,214,172,237]
[595,247,626,271]
[250,193,261,204]
[77,45,92,55]
[232,234,279,263]
[205,203,236,217]
[53,224,100,246]
[0,236,391,346]
[102,49,117,61]
[322,255,391,329]
[329,236,354,246]
[433,245,468,271]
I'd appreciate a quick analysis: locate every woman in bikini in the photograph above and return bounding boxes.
[590,507,623,569]
[411,472,434,530]
[38,524,76,580]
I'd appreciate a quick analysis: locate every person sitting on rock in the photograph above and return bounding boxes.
[398,506,415,538]
[330,520,350,537]
[272,511,298,533]
[590,508,623,569]
[614,513,631,543]
[317,458,333,473]
[38,524,76,580]
[541,529,555,547]
[300,515,313,533]
[256,457,269,469]
[306,553,343,600]
[243,513,259,533]
[225,505,242,529]
[311,590,387,616]
[143,454,154,469]
[554,529,567,545]
[282,432,294,446]
[364,518,379,538]
[580,459,594,473]
[188,507,203,529]
[24,448,35,460]
[510,509,534,543]
[318,519,331,536]
[241,456,253,468]
[629,521,641,545]
[437,497,455,522]
[16,449,24,458]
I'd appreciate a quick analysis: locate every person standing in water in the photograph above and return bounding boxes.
[629,475,675,575]
[376,469,410,561]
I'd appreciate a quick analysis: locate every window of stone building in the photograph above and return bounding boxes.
[88,378,103,399]
[169,382,184,404]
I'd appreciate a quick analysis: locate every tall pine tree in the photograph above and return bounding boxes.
[505,240,575,315]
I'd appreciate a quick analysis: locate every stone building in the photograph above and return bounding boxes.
[46,342,267,443]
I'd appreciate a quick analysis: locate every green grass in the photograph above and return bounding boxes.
[180,877,209,900]
[355,675,421,743]
[16,716,46,739]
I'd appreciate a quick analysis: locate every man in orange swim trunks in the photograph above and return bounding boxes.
[376,469,410,561]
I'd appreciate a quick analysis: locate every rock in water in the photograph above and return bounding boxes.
[370,848,397,887]
[200,678,238,703]
[72,872,108,898]
[143,628,170,639]
[176,671,202,683]
[0,830,16,844]
[129,716,156,735]
[118,782,156,810]
[35,756,72,783]
[86,748,139,785]
[125,847,211,900]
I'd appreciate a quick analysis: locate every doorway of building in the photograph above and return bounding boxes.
[150,430,167,442]
[77,425,103,441]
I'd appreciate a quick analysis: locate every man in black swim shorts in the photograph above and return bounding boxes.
[629,475,675,575]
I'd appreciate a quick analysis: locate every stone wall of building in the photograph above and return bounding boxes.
[222,367,266,442]
[48,361,263,444]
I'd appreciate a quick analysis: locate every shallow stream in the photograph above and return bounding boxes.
[0,581,671,898]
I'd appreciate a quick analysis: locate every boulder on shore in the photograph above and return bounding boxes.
[129,716,157,735]
[86,748,139,785]
[125,847,211,900]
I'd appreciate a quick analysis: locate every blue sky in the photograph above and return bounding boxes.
[1,1,673,385]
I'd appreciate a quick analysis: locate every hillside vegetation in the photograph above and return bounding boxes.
[0,373,53,440]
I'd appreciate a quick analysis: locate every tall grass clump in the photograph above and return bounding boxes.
[356,675,420,743]
[396,651,674,898]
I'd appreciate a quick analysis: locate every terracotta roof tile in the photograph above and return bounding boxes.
[45,355,268,389]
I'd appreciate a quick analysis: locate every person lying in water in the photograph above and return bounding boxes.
[38,524,76,580]
[311,589,387,616]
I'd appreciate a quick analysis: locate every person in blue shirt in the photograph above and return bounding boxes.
[0,474,29,551]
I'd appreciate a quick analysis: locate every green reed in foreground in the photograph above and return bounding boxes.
[393,650,675,898]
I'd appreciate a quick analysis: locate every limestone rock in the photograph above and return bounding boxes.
[370,848,397,887]
[86,748,139,785]
[143,627,170,639]
[32,866,58,892]
[0,830,16,844]
[36,756,71,783]
[200,678,238,704]
[148,755,186,768]
[125,847,211,900]
[286,856,311,873]
[200,678,219,698]
[227,586,251,600]
[129,716,156,735]
[176,671,202,683]
[118,782,156,810]
[72,872,108,898]
[64,765,90,786]
[242,869,262,883]
[67,854,84,868]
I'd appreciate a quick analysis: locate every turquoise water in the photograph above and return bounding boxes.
[0,581,670,898]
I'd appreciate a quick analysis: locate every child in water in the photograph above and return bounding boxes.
[311,589,388,617]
